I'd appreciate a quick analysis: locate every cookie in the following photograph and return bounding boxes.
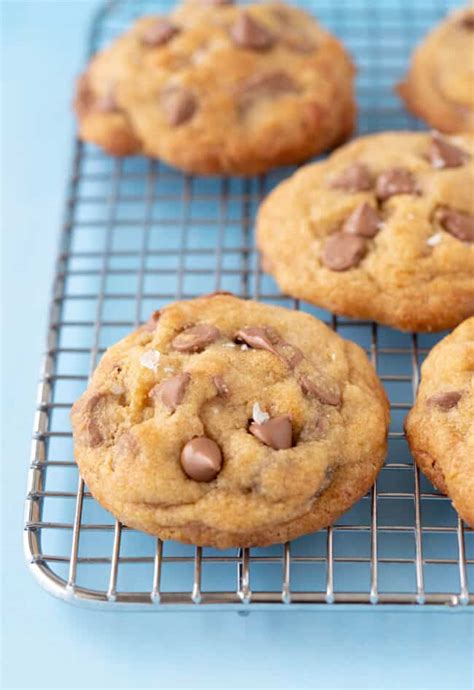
[405,317,474,527]
[71,293,389,548]
[74,0,355,175]
[398,6,474,133]
[257,131,474,332]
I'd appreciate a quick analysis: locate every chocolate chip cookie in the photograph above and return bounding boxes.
[71,294,389,548]
[257,131,474,332]
[398,6,474,132]
[74,0,355,174]
[405,317,474,527]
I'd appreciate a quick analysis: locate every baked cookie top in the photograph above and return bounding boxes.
[71,294,389,548]
[398,5,474,132]
[405,317,474,527]
[74,0,355,175]
[257,131,474,333]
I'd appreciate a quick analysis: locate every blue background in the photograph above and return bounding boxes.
[2,2,473,689]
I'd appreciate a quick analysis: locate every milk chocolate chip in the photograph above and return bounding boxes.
[275,341,304,368]
[143,310,161,332]
[342,202,381,238]
[230,13,275,51]
[235,327,277,353]
[142,19,180,47]
[321,233,367,271]
[300,376,341,406]
[249,415,293,450]
[172,324,220,352]
[151,373,190,412]
[235,327,303,368]
[236,71,298,107]
[376,167,418,200]
[437,208,474,243]
[330,163,372,192]
[428,132,468,169]
[162,87,197,126]
[82,393,115,447]
[181,437,223,481]
[213,376,230,398]
[427,391,462,410]
[460,12,474,29]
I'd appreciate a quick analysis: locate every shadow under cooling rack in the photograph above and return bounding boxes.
[24,0,473,609]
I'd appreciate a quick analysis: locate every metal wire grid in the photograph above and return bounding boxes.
[24,0,473,609]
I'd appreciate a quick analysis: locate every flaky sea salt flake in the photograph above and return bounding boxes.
[252,402,270,425]
[426,233,442,247]
[140,349,161,372]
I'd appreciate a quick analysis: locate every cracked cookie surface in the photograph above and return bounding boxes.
[405,317,474,527]
[398,5,474,133]
[74,0,355,175]
[71,294,389,548]
[257,131,474,332]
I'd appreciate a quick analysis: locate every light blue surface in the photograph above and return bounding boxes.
[1,2,473,689]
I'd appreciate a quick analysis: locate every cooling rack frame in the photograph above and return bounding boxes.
[24,0,473,610]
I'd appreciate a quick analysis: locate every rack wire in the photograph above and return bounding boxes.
[24,0,473,609]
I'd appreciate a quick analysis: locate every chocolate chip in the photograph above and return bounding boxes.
[142,19,180,47]
[151,373,190,412]
[321,232,367,271]
[375,167,418,200]
[235,327,277,353]
[143,310,161,332]
[236,71,298,107]
[330,163,372,192]
[213,376,230,398]
[437,208,474,243]
[235,327,303,368]
[427,391,462,410]
[428,132,468,169]
[274,341,304,368]
[314,415,330,437]
[460,12,474,29]
[249,415,293,450]
[300,376,341,406]
[181,436,223,481]
[113,431,140,469]
[230,13,275,51]
[82,393,115,447]
[162,87,197,126]
[342,202,381,238]
[172,324,220,352]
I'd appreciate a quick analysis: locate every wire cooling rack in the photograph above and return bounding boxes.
[24,0,473,609]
